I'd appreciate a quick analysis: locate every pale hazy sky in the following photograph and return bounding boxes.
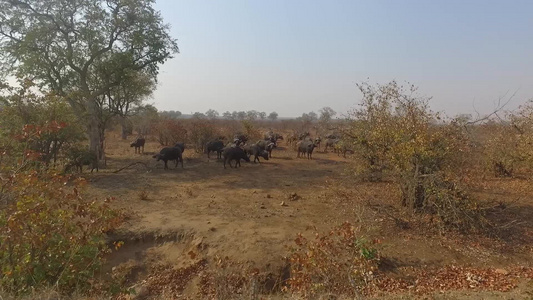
[152,0,533,118]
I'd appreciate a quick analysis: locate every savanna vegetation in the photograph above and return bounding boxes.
[0,1,532,299]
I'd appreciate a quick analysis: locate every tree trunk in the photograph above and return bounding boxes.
[120,116,132,140]
[98,124,107,166]
[121,125,128,140]
[87,100,102,168]
[87,120,100,156]
[413,180,425,209]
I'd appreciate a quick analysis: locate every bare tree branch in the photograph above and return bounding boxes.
[466,90,517,125]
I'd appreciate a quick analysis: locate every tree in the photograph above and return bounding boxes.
[268,111,279,121]
[205,109,219,119]
[0,0,179,162]
[258,111,267,120]
[222,111,233,120]
[159,110,182,119]
[307,111,318,122]
[318,107,337,135]
[299,112,317,131]
[192,112,206,119]
[319,107,336,123]
[454,113,472,125]
[107,71,155,140]
[236,111,247,120]
[246,110,258,120]
[131,104,159,136]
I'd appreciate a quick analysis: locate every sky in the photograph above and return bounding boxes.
[151,0,533,118]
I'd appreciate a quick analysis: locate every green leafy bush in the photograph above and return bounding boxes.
[0,171,124,295]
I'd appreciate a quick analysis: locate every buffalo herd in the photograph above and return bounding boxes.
[130,130,349,170]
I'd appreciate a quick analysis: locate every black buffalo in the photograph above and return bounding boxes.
[64,149,98,173]
[223,147,250,169]
[174,142,186,153]
[130,138,145,154]
[153,147,183,169]
[206,140,225,159]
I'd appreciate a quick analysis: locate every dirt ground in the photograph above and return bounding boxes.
[82,132,533,299]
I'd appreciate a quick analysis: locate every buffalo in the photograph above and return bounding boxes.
[244,144,270,163]
[64,149,98,173]
[206,140,225,159]
[174,142,186,153]
[153,147,183,169]
[223,147,250,169]
[324,138,339,152]
[297,141,317,159]
[130,138,145,154]
[256,140,277,158]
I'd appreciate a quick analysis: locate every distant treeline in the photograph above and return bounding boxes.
[158,108,337,122]
[158,109,278,121]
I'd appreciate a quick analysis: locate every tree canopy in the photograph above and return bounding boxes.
[205,109,219,119]
[319,107,337,122]
[0,0,179,158]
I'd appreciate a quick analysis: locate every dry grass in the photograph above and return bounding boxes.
[65,130,533,299]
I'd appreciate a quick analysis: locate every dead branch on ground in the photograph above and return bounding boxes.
[113,162,150,173]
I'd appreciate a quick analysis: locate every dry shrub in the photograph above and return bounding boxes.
[240,120,262,142]
[151,119,187,146]
[480,109,533,178]
[480,123,518,177]
[285,222,379,298]
[0,288,64,300]
[218,123,237,141]
[140,260,207,299]
[127,257,264,300]
[0,171,125,295]
[186,119,222,152]
[344,81,485,232]
[199,256,263,299]
[419,174,487,232]
[218,119,242,139]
